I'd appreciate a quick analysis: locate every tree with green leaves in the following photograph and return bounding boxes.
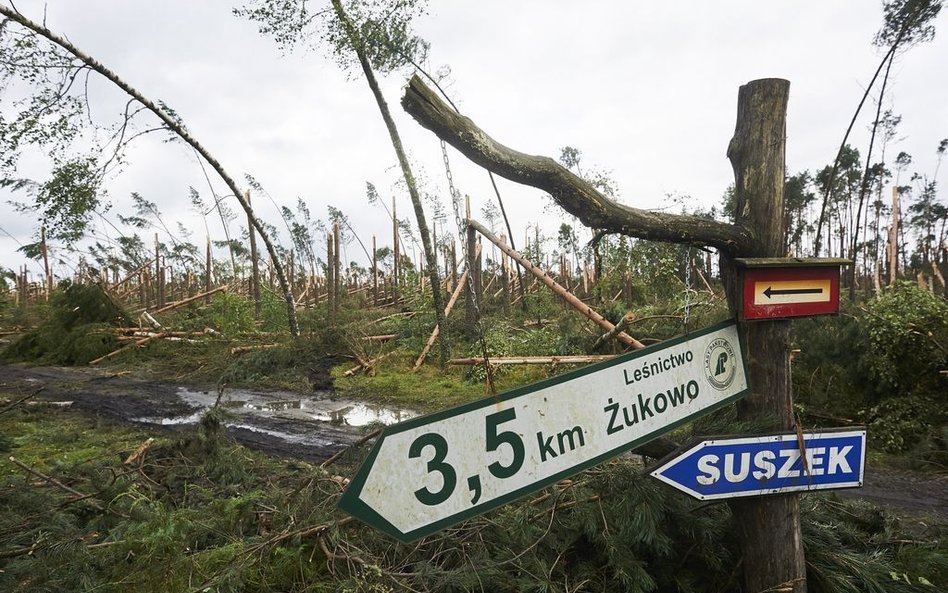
[815,0,943,256]
[0,4,300,335]
[237,0,447,361]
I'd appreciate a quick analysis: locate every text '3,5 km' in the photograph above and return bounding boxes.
[338,320,750,542]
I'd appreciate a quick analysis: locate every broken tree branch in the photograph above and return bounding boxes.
[413,243,481,370]
[8,456,103,510]
[449,355,617,366]
[468,219,644,349]
[0,387,44,416]
[402,76,752,254]
[591,312,635,351]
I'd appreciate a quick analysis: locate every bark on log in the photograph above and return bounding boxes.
[449,355,616,366]
[151,285,227,315]
[231,344,279,355]
[469,219,644,349]
[402,76,753,253]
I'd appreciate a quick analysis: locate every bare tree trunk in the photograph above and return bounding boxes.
[40,226,51,298]
[888,185,900,285]
[372,235,378,306]
[403,76,751,253]
[246,191,262,320]
[392,196,400,299]
[0,6,299,336]
[814,28,906,255]
[849,51,896,301]
[723,78,806,593]
[205,237,213,303]
[327,233,335,319]
[465,206,480,328]
[333,222,341,315]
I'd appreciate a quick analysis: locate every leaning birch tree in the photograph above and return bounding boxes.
[237,0,449,364]
[0,4,300,335]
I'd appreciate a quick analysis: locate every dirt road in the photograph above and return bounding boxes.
[2,363,946,520]
[0,363,412,463]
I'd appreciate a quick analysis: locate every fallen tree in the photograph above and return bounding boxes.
[401,75,754,254]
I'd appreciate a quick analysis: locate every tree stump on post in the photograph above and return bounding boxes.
[723,78,806,593]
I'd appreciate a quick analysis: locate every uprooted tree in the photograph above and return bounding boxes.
[0,5,300,336]
[402,75,806,592]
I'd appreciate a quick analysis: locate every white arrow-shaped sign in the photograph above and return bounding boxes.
[338,320,750,541]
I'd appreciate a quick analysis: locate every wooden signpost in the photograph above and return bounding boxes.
[397,75,842,591]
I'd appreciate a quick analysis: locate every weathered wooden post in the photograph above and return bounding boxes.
[722,78,806,593]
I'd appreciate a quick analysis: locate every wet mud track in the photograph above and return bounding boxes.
[0,363,415,463]
[1,363,946,520]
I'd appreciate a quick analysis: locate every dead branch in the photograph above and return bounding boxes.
[0,387,44,416]
[8,456,103,510]
[449,355,617,366]
[591,312,635,351]
[230,343,280,355]
[370,311,417,324]
[343,349,402,377]
[124,437,155,465]
[150,284,228,315]
[319,428,383,469]
[89,333,166,365]
[361,334,396,342]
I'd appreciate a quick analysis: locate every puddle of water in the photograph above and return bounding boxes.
[137,387,417,430]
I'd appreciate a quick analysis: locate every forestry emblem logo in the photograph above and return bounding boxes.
[704,337,736,390]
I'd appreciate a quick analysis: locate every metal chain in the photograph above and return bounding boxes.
[442,140,496,393]
[683,245,693,334]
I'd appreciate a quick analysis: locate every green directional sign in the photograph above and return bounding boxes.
[338,320,750,542]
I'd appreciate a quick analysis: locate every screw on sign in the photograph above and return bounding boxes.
[338,320,751,542]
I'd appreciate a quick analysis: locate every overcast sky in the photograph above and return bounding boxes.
[1,1,946,279]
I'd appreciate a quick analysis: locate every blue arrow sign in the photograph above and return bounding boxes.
[650,430,866,500]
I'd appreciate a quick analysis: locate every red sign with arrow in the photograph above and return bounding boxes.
[740,265,841,320]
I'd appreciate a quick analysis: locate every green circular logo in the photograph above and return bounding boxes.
[704,338,736,390]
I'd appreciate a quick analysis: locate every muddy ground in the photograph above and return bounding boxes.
[1,362,946,520]
[0,362,411,463]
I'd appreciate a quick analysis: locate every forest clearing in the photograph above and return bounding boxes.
[1,1,948,592]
